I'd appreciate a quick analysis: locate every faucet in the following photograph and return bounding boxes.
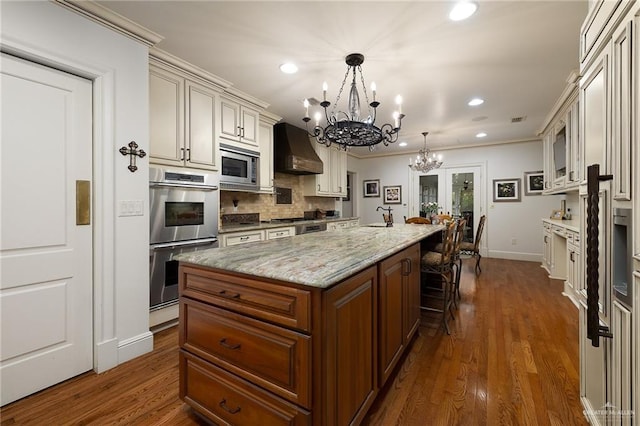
[376,206,394,227]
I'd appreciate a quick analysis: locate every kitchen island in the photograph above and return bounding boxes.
[175,223,443,425]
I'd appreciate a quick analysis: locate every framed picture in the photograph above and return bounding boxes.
[363,179,380,197]
[551,209,564,220]
[524,171,544,195]
[383,185,402,204]
[493,178,521,202]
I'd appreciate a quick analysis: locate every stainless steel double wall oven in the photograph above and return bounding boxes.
[149,167,219,309]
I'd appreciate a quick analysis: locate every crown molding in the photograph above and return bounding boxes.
[53,0,163,47]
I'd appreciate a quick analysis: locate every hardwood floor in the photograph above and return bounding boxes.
[1,258,586,425]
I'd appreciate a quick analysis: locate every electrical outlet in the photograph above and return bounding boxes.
[511,238,517,245]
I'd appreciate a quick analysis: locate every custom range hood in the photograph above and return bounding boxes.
[274,122,323,175]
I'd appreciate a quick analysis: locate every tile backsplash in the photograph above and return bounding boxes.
[220,172,337,221]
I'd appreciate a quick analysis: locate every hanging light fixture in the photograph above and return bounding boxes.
[408,132,443,173]
[302,53,404,151]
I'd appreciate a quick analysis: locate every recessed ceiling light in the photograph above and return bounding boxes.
[468,97,484,106]
[399,142,408,147]
[279,63,298,74]
[476,132,487,138]
[449,1,478,21]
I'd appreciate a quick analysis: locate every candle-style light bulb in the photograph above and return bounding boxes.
[322,82,328,102]
[371,82,377,102]
[314,111,321,126]
[303,99,310,118]
[393,111,400,129]
[395,95,403,114]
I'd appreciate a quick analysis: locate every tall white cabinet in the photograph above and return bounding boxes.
[576,2,639,424]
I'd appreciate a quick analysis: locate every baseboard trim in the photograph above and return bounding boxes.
[118,331,153,365]
[94,338,118,373]
[487,250,541,262]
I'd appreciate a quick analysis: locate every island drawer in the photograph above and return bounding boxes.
[180,298,311,408]
[180,265,311,331]
[180,350,311,426]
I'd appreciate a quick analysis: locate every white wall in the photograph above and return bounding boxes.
[348,140,564,261]
[1,1,152,371]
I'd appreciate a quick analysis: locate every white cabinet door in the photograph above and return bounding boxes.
[258,121,274,192]
[611,20,633,201]
[330,148,347,196]
[220,230,265,247]
[219,97,240,141]
[186,81,218,170]
[150,65,219,171]
[304,143,332,196]
[0,54,93,405]
[581,48,610,178]
[240,107,259,146]
[150,65,184,167]
[266,226,295,240]
[219,97,259,148]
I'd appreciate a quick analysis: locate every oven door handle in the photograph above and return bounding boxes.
[149,181,219,191]
[151,238,218,250]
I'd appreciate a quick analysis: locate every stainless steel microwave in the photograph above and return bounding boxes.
[220,143,259,190]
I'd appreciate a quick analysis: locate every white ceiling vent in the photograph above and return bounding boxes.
[511,116,527,123]
[306,97,321,106]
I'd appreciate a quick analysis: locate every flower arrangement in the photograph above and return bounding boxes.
[421,201,440,215]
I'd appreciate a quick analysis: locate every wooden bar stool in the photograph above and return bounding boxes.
[419,220,456,334]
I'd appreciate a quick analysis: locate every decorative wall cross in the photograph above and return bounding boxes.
[119,141,146,172]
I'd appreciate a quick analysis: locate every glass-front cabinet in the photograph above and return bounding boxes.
[540,70,581,195]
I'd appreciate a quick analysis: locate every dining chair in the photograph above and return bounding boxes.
[460,215,486,274]
[404,216,432,224]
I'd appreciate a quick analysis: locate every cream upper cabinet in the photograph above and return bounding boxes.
[149,62,220,171]
[303,144,347,197]
[303,143,332,196]
[258,113,279,193]
[219,96,259,149]
[540,71,579,194]
[330,148,347,195]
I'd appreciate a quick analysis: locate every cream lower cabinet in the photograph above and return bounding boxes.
[326,219,359,231]
[565,231,581,305]
[542,222,553,273]
[149,61,221,171]
[219,226,295,247]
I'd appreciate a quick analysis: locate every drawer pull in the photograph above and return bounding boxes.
[219,338,241,350]
[218,290,241,299]
[219,398,241,414]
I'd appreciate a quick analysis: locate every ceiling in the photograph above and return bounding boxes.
[98,0,588,157]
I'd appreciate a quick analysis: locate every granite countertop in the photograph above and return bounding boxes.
[176,223,443,288]
[219,216,360,234]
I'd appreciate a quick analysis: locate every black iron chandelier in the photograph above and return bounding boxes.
[302,53,405,150]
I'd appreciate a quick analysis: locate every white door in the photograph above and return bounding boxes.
[443,167,482,243]
[0,53,93,405]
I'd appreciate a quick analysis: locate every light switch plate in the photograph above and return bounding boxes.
[118,200,144,217]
